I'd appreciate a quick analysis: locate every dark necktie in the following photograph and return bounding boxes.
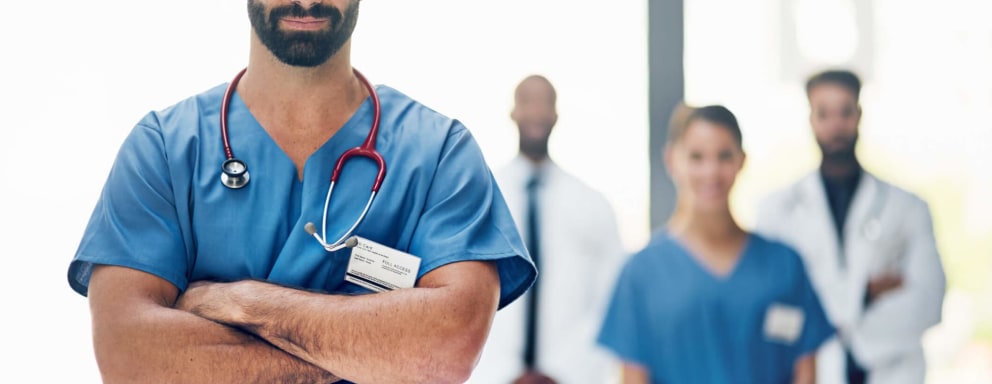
[523,171,541,370]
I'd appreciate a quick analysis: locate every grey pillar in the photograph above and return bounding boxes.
[648,0,684,230]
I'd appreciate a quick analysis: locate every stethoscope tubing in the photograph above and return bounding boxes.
[219,67,386,252]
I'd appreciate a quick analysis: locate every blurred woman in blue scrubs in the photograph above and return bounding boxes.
[597,105,834,384]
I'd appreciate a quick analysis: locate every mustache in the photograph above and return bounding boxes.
[269,2,342,24]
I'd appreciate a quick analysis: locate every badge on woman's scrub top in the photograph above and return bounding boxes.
[344,236,422,293]
[764,303,804,344]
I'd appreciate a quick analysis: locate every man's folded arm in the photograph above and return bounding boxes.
[88,265,340,384]
[180,260,502,384]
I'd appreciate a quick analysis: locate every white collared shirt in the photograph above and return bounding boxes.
[468,155,627,384]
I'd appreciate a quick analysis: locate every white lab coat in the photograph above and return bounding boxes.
[468,156,626,384]
[754,171,946,384]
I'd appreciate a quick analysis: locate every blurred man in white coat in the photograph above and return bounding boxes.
[754,69,946,384]
[469,75,626,384]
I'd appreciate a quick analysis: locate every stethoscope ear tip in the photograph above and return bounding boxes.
[304,222,318,235]
[345,236,359,248]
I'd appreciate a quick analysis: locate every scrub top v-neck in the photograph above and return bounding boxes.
[668,233,753,283]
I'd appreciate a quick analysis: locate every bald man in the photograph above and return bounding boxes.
[469,75,627,384]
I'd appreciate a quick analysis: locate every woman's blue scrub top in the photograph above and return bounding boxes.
[68,82,536,309]
[597,232,834,384]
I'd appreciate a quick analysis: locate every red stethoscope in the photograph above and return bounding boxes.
[219,67,386,252]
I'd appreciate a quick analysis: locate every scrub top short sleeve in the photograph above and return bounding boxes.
[68,119,192,295]
[596,260,651,367]
[407,124,535,309]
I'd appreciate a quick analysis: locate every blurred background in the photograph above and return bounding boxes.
[0,0,987,382]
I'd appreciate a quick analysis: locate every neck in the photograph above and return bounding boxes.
[820,154,860,180]
[668,203,743,242]
[519,143,549,164]
[238,37,366,130]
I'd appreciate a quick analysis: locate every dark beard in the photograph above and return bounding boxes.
[519,137,550,160]
[248,0,359,67]
[819,133,858,163]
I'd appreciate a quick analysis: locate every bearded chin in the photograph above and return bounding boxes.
[272,33,337,67]
[248,0,359,67]
[520,137,550,159]
[820,134,859,161]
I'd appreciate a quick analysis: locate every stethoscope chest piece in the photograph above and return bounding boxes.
[221,158,250,189]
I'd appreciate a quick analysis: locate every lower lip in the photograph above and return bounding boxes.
[280,18,329,31]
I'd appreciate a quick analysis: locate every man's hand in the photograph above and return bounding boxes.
[867,274,903,303]
[512,370,557,384]
[175,280,248,326]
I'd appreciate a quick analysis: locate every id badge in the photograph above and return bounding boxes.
[763,303,804,344]
[344,236,422,293]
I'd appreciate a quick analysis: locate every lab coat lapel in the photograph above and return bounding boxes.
[795,172,889,384]
[797,172,866,328]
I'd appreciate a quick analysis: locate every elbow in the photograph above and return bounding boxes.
[93,346,141,384]
[417,328,488,384]
[92,316,166,384]
[92,315,173,384]
[92,325,127,383]
[426,363,476,384]
[98,372,134,384]
[442,342,484,384]
[93,322,159,384]
[424,357,479,383]
[409,261,500,384]
[414,310,492,384]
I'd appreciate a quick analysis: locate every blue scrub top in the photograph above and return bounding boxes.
[68,81,536,310]
[597,232,833,384]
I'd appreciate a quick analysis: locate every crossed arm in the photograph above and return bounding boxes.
[88,260,501,384]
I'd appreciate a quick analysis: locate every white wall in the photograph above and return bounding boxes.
[683,0,992,382]
[0,1,648,382]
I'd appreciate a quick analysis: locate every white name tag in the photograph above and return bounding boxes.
[344,236,421,293]
[764,303,805,344]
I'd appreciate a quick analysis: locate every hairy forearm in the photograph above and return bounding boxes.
[89,266,339,384]
[94,300,339,384]
[194,262,500,384]
[244,283,489,383]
